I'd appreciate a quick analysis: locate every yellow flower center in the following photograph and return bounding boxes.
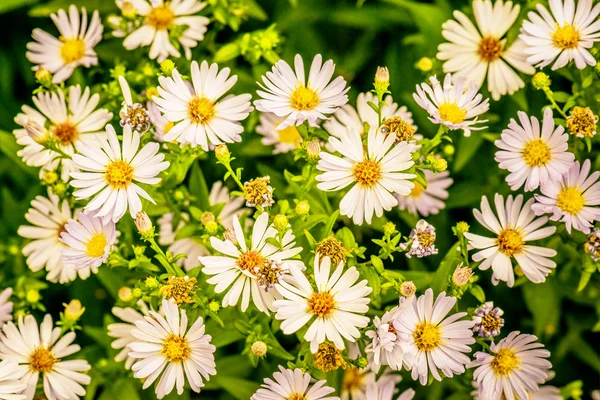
[416,231,435,248]
[307,292,335,317]
[567,106,598,138]
[290,85,320,111]
[161,334,190,363]
[438,103,466,124]
[478,36,503,61]
[160,276,197,304]
[522,138,551,167]
[496,228,524,257]
[147,5,174,30]
[557,186,585,214]
[492,348,520,376]
[288,395,307,400]
[188,96,216,125]
[86,233,107,258]
[60,38,85,64]
[237,250,266,275]
[313,342,346,372]
[52,122,79,145]
[30,347,55,372]
[105,159,134,189]
[552,23,580,49]
[342,367,364,392]
[277,126,301,144]
[481,312,503,335]
[409,181,425,198]
[352,159,382,187]
[413,322,442,351]
[315,235,347,267]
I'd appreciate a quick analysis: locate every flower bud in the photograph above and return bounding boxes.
[384,222,397,236]
[118,287,133,302]
[273,214,288,231]
[205,220,219,235]
[145,276,159,289]
[415,57,433,72]
[374,66,390,93]
[42,171,58,185]
[35,67,53,86]
[295,200,310,215]
[432,158,448,172]
[400,281,416,297]
[132,288,142,298]
[215,144,230,163]
[209,300,220,312]
[121,1,137,19]
[160,59,175,76]
[306,139,321,163]
[251,341,268,357]
[454,221,470,235]
[63,300,85,321]
[26,119,49,144]
[135,212,153,235]
[532,72,551,90]
[452,264,473,287]
[356,356,369,369]
[26,289,41,304]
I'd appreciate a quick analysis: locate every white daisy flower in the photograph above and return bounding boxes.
[396,169,452,217]
[0,289,13,329]
[26,5,103,83]
[0,359,27,400]
[495,108,575,192]
[256,112,302,154]
[324,92,415,138]
[413,73,489,137]
[520,0,600,70]
[153,60,253,150]
[469,331,552,400]
[532,159,600,234]
[254,54,350,129]
[394,288,475,385]
[437,0,535,100]
[0,314,91,400]
[341,368,401,400]
[129,299,216,399]
[107,301,155,369]
[60,211,117,271]
[465,194,557,287]
[274,255,372,353]
[199,212,303,313]
[70,124,169,223]
[252,366,339,400]
[316,126,416,225]
[364,381,415,400]
[119,0,209,62]
[14,85,113,182]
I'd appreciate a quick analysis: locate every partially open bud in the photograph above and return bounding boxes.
[452,264,474,287]
[251,340,268,357]
[215,144,230,163]
[35,67,53,86]
[532,72,551,90]
[145,276,159,289]
[305,139,321,163]
[400,281,416,297]
[160,59,175,76]
[26,119,49,144]
[63,300,85,322]
[432,158,448,172]
[374,66,390,93]
[295,200,310,215]
[135,212,153,236]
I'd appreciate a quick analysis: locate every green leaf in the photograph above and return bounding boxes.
[0,0,38,14]
[95,268,126,299]
[453,133,484,173]
[469,284,486,303]
[216,377,260,400]
[189,163,210,210]
[0,130,38,177]
[319,210,340,239]
[522,279,560,338]
[431,242,461,294]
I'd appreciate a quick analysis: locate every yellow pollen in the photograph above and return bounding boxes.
[237,250,266,275]
[416,231,435,248]
[288,395,307,400]
[160,276,197,304]
[478,36,503,61]
[277,125,301,144]
[552,23,580,49]
[566,106,598,138]
[481,313,503,335]
[342,367,364,392]
[52,122,79,145]
[315,235,347,267]
[147,5,174,30]
[188,96,216,125]
[353,159,382,187]
[60,38,85,64]
[290,85,320,111]
[105,159,134,189]
[409,181,425,198]
[496,228,524,256]
[307,292,335,317]
[492,348,520,376]
[413,322,442,351]
[438,103,466,124]
[29,347,55,372]
[557,186,585,214]
[86,233,107,258]
[522,139,551,167]
[161,334,190,363]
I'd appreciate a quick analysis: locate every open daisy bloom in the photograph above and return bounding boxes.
[0,314,91,400]
[274,255,372,353]
[251,366,339,400]
[26,5,102,83]
[119,0,209,62]
[469,331,552,400]
[254,54,350,129]
[413,73,489,137]
[200,212,303,313]
[465,194,557,287]
[393,288,475,385]
[532,159,600,234]
[129,299,216,399]
[396,169,452,217]
[70,124,169,223]
[520,0,600,70]
[316,126,416,225]
[153,60,252,150]
[438,0,535,100]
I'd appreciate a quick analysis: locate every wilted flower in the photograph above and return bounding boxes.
[244,176,274,208]
[472,301,504,338]
[584,228,600,261]
[403,220,438,258]
[382,115,415,142]
[452,264,474,287]
[159,276,198,305]
[400,281,416,297]
[315,235,347,267]
[313,342,347,372]
[566,106,598,138]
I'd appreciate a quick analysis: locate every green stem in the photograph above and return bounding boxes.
[147,237,185,276]
[421,125,447,156]
[543,88,568,119]
[377,91,384,127]
[222,162,244,191]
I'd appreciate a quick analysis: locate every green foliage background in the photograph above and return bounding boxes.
[0,0,598,399]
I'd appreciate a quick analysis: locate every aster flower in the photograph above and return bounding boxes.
[472,301,504,338]
[437,0,535,100]
[396,169,452,217]
[274,255,372,353]
[495,108,574,192]
[413,73,489,137]
[316,126,416,225]
[0,314,91,400]
[119,0,210,62]
[256,112,302,154]
[0,358,27,400]
[118,76,151,134]
[520,0,600,70]
[0,289,13,329]
[107,301,155,369]
[532,159,600,234]
[364,381,415,400]
[70,124,169,223]
[465,194,557,287]
[200,212,303,313]
[254,54,350,129]
[566,106,598,138]
[341,368,401,400]
[402,220,439,258]
[469,331,552,400]
[584,228,600,261]
[26,5,102,83]
[394,288,475,385]
[129,299,216,399]
[251,366,339,400]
